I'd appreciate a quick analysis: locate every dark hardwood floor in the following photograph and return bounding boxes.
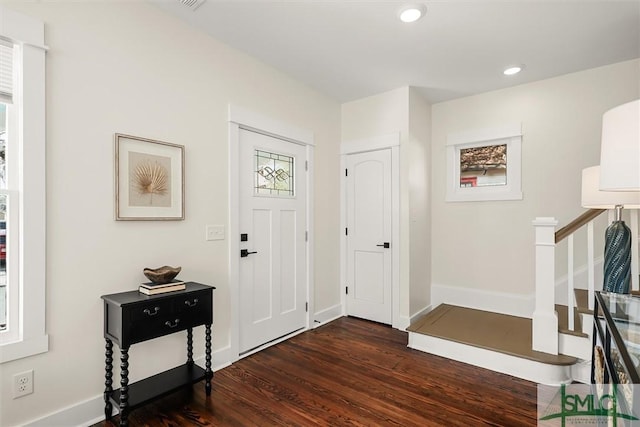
[95,317,538,426]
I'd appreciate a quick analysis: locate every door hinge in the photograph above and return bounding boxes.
[346,286,348,295]
[305,302,308,312]
[305,231,308,242]
[345,227,348,236]
[345,168,348,177]
[305,160,308,171]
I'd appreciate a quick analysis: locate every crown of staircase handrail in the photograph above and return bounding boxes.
[555,209,606,243]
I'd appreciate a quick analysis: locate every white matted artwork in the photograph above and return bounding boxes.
[115,133,184,220]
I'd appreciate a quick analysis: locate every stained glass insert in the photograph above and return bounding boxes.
[255,150,294,196]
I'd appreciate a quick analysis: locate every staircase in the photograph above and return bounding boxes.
[408,208,640,385]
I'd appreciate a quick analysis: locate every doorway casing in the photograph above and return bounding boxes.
[228,105,315,362]
[340,133,401,329]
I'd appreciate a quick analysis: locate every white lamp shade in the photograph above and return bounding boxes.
[599,99,640,191]
[582,165,640,209]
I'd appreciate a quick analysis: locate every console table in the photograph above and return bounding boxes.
[101,282,215,426]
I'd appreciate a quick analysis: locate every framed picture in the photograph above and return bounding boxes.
[115,133,184,220]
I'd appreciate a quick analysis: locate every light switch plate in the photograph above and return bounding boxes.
[206,225,225,241]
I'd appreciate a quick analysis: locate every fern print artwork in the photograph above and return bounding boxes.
[128,151,172,207]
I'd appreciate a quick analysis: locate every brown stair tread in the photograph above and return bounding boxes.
[574,289,589,311]
[407,304,577,366]
[555,304,588,338]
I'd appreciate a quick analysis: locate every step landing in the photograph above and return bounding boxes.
[407,304,579,384]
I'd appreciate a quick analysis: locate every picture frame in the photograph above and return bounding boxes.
[115,133,185,220]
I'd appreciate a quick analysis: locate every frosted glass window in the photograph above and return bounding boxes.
[255,150,294,196]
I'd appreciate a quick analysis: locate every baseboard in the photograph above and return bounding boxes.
[394,315,409,331]
[313,303,343,328]
[431,283,533,319]
[22,345,232,427]
[23,394,118,427]
[409,305,432,325]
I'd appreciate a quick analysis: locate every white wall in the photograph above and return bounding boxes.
[431,59,640,301]
[408,89,431,315]
[0,2,340,426]
[341,86,432,321]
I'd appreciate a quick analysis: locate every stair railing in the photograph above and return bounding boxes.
[532,209,640,355]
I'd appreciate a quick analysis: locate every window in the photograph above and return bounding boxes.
[254,149,294,197]
[0,6,47,363]
[446,123,523,202]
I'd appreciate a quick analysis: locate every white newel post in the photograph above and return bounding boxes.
[532,217,559,355]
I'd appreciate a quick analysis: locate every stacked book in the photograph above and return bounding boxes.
[139,280,186,295]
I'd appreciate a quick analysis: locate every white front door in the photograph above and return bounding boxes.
[239,128,307,353]
[346,149,392,324]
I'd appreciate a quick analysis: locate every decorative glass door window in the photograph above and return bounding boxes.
[255,149,294,196]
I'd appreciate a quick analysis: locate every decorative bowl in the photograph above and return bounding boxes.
[143,266,181,284]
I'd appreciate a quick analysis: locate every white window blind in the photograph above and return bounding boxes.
[0,39,13,104]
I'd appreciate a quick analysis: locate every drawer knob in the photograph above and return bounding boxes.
[165,319,180,328]
[185,298,199,307]
[143,306,160,316]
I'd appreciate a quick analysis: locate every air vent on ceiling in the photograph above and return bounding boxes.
[178,0,206,11]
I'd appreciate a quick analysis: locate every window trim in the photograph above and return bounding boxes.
[0,6,48,363]
[445,123,523,202]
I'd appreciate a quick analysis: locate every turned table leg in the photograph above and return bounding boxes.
[104,339,113,421]
[205,323,212,395]
[119,347,130,427]
[187,327,194,366]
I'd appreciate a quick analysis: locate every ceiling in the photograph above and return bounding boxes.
[153,0,640,104]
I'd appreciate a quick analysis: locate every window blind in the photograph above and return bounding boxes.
[0,39,13,104]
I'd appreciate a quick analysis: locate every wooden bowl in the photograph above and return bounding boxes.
[143,266,181,284]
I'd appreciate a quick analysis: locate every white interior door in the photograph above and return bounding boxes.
[239,129,307,353]
[346,149,392,324]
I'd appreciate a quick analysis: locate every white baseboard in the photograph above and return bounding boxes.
[24,394,117,427]
[431,283,534,319]
[23,345,232,427]
[313,303,343,328]
[409,305,432,325]
[396,315,410,331]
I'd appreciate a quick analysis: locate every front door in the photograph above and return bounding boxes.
[239,128,307,353]
[346,149,392,324]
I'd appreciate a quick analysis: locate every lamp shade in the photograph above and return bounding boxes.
[582,165,640,209]
[599,99,640,191]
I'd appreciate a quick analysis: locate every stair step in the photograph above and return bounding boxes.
[407,304,576,366]
[555,304,588,338]
[574,289,589,310]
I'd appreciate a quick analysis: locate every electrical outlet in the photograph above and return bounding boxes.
[13,370,33,398]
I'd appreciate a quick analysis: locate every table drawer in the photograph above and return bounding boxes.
[176,290,211,314]
[128,315,189,344]
[130,299,173,321]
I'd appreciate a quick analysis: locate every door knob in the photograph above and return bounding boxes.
[376,242,390,248]
[241,249,258,257]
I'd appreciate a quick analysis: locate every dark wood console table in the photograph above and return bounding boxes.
[101,282,215,426]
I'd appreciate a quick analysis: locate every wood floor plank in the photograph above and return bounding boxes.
[94,317,538,426]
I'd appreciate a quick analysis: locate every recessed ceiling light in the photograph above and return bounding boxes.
[398,4,426,23]
[503,66,524,76]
